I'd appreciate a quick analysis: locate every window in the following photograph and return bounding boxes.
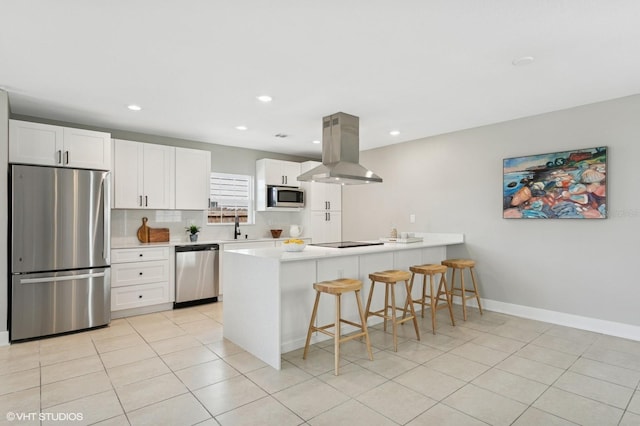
[208,172,254,225]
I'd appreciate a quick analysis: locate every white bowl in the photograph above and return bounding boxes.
[283,243,306,252]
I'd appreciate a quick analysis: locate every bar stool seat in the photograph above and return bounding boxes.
[405,264,455,334]
[441,258,483,321]
[364,270,420,351]
[303,278,373,375]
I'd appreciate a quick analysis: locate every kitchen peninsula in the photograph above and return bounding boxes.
[222,233,464,369]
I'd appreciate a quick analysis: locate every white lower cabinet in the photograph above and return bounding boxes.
[111,247,173,312]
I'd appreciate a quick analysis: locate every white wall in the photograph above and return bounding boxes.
[343,95,640,330]
[0,90,9,344]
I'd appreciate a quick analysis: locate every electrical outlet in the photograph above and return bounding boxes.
[409,214,416,223]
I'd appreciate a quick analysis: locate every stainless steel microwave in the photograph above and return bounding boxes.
[267,186,305,208]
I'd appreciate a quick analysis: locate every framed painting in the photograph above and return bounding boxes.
[503,147,607,219]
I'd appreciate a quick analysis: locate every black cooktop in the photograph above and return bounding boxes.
[310,241,384,249]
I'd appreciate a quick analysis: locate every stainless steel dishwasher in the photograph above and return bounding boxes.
[174,244,219,308]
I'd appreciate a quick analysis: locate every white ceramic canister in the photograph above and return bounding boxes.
[289,224,302,237]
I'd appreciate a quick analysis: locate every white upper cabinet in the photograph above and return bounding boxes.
[256,158,302,211]
[257,158,301,187]
[113,139,175,209]
[175,147,211,210]
[9,120,111,170]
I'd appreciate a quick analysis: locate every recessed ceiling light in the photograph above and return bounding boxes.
[389,130,400,136]
[235,125,248,131]
[127,104,142,111]
[257,95,272,103]
[512,56,535,67]
[312,140,321,144]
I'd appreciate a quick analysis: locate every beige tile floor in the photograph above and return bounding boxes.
[1,302,640,425]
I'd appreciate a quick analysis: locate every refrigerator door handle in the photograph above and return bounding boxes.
[103,173,111,263]
[57,150,62,164]
[20,272,106,284]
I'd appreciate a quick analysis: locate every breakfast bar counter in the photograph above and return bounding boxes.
[222,233,464,369]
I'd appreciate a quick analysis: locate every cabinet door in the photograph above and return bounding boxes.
[325,211,342,242]
[309,211,342,243]
[325,184,342,211]
[62,127,111,170]
[282,161,301,187]
[307,181,326,211]
[261,159,300,187]
[113,139,143,208]
[142,144,175,209]
[263,159,286,186]
[308,181,342,210]
[9,120,63,166]
[175,147,211,210]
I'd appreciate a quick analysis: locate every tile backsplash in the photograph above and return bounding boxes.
[111,209,304,245]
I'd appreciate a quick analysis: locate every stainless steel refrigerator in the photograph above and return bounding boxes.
[10,164,111,341]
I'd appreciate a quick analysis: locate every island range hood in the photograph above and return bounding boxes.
[297,112,383,184]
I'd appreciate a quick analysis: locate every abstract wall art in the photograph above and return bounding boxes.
[503,147,607,219]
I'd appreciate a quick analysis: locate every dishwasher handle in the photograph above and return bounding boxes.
[175,244,219,253]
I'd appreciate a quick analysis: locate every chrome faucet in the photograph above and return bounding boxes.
[234,214,241,239]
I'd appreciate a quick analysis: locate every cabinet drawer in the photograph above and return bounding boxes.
[111,247,170,263]
[111,282,170,311]
[111,260,170,287]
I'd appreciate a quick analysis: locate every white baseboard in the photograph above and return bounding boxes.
[0,331,9,346]
[458,297,640,342]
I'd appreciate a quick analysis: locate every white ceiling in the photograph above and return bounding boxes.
[2,1,640,157]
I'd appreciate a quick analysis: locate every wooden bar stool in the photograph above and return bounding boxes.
[441,258,483,321]
[364,270,420,351]
[303,278,373,375]
[404,264,455,334]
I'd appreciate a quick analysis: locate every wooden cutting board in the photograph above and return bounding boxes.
[136,217,170,243]
[149,227,170,242]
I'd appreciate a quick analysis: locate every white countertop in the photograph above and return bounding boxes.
[225,233,464,262]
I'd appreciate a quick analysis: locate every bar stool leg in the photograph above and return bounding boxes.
[355,289,373,361]
[460,267,468,321]
[421,274,427,318]
[364,280,375,325]
[429,273,437,334]
[404,279,420,341]
[383,282,390,332]
[334,293,341,375]
[390,283,398,351]
[402,273,417,320]
[470,266,483,315]
[303,291,321,359]
[438,274,455,326]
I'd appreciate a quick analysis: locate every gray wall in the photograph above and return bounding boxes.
[0,91,8,342]
[343,94,640,329]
